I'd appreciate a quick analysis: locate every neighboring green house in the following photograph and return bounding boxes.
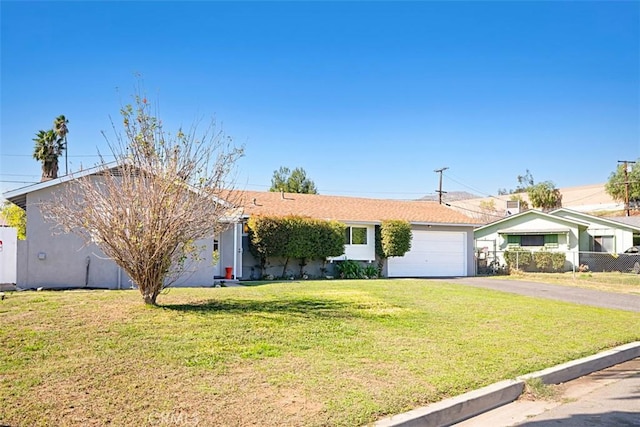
[474,208,640,272]
[550,208,640,253]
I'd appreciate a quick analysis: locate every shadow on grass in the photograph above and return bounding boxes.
[161,298,356,319]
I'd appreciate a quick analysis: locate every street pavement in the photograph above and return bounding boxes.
[443,277,640,312]
[454,357,640,426]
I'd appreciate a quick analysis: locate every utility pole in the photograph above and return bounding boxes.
[618,160,636,217]
[434,167,449,204]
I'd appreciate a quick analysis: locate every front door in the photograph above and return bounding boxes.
[212,238,221,277]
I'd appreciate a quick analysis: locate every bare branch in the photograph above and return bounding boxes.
[43,89,244,304]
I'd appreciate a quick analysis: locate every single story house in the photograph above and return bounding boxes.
[236,190,481,279]
[474,208,640,271]
[2,165,242,290]
[3,169,480,289]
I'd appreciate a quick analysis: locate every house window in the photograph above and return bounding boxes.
[544,234,558,247]
[520,235,544,246]
[345,227,367,245]
[507,235,520,245]
[507,234,558,247]
[594,236,614,253]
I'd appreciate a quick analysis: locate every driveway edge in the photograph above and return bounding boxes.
[373,341,640,427]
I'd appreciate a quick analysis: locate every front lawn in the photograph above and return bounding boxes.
[2,280,639,426]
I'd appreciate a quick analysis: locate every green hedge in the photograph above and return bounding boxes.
[504,249,566,272]
[533,250,566,272]
[248,215,345,278]
[504,249,533,271]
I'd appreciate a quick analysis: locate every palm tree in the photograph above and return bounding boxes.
[33,129,64,181]
[53,115,69,175]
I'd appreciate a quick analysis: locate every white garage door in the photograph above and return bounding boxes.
[388,231,467,277]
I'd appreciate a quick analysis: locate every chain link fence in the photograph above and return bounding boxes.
[476,248,640,275]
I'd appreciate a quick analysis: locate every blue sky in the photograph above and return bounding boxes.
[1,1,639,200]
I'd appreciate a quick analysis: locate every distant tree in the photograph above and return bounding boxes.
[1,202,26,240]
[515,170,534,193]
[527,181,562,211]
[53,115,69,175]
[33,129,65,181]
[605,160,640,203]
[43,91,244,305]
[498,169,535,195]
[270,166,318,194]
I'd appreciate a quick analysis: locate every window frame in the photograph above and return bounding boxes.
[505,233,558,248]
[593,235,614,253]
[345,226,368,245]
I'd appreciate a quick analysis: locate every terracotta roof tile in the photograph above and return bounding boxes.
[237,191,481,225]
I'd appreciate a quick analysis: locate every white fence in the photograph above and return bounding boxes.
[0,227,17,284]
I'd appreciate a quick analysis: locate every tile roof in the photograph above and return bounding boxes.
[237,191,481,225]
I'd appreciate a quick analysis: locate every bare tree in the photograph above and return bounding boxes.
[43,91,244,305]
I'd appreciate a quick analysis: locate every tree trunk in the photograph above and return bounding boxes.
[299,257,307,277]
[142,290,159,305]
[281,257,290,278]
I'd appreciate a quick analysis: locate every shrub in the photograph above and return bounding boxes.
[248,215,345,277]
[534,250,553,272]
[335,260,365,279]
[363,265,380,279]
[504,249,532,271]
[550,252,566,272]
[534,249,566,272]
[376,220,412,258]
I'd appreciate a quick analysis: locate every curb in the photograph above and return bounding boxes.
[373,341,640,427]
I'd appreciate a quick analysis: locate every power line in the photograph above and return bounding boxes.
[0,180,38,184]
[1,154,115,158]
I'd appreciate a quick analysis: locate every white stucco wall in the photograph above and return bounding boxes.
[328,224,376,262]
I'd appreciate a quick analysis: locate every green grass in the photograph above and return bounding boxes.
[498,271,640,294]
[1,280,639,426]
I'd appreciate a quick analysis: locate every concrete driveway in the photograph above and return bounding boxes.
[443,277,640,313]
